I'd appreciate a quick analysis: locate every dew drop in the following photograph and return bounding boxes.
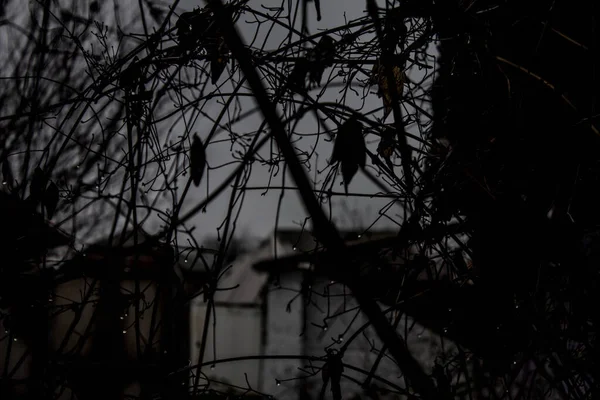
[210,365,215,370]
[276,380,281,386]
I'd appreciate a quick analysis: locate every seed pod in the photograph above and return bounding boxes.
[190,134,206,187]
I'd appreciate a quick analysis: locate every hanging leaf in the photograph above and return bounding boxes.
[288,57,310,93]
[433,363,453,400]
[2,158,14,189]
[321,349,344,400]
[190,134,206,187]
[377,127,396,159]
[331,117,366,193]
[308,35,337,86]
[383,8,408,51]
[120,57,142,92]
[452,251,469,274]
[203,28,229,84]
[371,60,405,118]
[43,181,59,219]
[211,55,228,84]
[176,11,199,38]
[30,167,46,203]
[176,9,209,52]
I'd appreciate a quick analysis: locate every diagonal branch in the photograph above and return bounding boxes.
[207,0,438,398]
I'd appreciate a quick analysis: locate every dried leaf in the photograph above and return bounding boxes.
[433,363,452,400]
[309,35,336,86]
[383,8,408,50]
[321,350,344,400]
[2,158,14,189]
[331,117,365,193]
[176,10,209,50]
[211,55,228,84]
[30,167,46,203]
[289,58,310,93]
[120,57,142,91]
[190,134,206,187]
[371,60,405,118]
[452,251,469,274]
[43,181,59,219]
[377,127,396,159]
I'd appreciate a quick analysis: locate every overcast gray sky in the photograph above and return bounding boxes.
[167,0,435,244]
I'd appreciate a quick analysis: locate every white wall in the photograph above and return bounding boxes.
[190,300,263,390]
[261,270,305,400]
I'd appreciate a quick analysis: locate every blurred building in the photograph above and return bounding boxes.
[50,230,189,400]
[0,191,71,399]
[189,230,449,400]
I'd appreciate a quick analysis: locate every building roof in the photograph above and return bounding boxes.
[0,191,71,269]
[56,229,176,282]
[197,229,397,305]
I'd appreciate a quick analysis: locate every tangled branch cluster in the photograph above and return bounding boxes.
[1,0,598,399]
